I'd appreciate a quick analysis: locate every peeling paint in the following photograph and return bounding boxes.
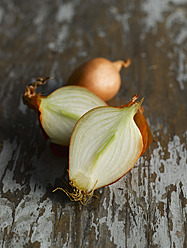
[142,0,187,91]
[2,168,22,192]
[166,8,187,91]
[142,0,187,33]
[47,2,77,53]
[48,25,69,52]
[91,133,187,247]
[110,7,131,33]
[56,3,75,23]
[1,134,186,247]
[0,140,17,178]
[0,198,14,243]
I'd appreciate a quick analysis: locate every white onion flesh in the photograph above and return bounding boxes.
[39,86,107,146]
[69,102,143,192]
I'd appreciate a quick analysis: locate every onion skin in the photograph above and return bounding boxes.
[67,57,131,101]
[134,108,153,155]
[120,94,153,155]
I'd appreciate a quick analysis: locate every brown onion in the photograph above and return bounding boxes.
[67,57,131,101]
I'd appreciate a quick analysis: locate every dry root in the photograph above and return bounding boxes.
[23,77,52,109]
[53,180,98,205]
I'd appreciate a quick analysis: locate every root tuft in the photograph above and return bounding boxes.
[53,180,98,205]
[23,77,53,109]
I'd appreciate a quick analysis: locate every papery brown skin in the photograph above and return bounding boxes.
[120,94,153,154]
[23,89,41,111]
[134,109,153,155]
[22,77,53,111]
[67,57,131,101]
[23,80,49,140]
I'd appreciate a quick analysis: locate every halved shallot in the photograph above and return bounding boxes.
[23,77,107,146]
[54,95,153,204]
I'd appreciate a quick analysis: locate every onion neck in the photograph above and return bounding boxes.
[113,58,131,71]
[22,77,51,111]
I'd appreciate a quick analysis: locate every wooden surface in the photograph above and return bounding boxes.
[0,0,186,247]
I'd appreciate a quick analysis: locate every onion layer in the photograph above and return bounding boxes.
[23,77,107,146]
[55,95,153,204]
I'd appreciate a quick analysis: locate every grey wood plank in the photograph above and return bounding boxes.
[0,0,186,247]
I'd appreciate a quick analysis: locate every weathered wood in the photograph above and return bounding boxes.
[0,0,186,247]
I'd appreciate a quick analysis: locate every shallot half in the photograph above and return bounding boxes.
[54,95,153,204]
[23,77,107,146]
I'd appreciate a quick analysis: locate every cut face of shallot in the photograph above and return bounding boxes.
[68,96,149,198]
[23,78,107,146]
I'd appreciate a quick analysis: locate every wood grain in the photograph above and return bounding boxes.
[0,0,186,247]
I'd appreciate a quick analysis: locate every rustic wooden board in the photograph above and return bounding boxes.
[0,0,186,247]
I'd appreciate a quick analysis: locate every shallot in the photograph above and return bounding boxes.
[67,57,131,101]
[23,77,107,146]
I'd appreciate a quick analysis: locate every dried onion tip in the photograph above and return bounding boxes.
[55,95,153,204]
[67,57,131,101]
[23,77,107,146]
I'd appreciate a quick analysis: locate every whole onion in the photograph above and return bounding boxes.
[67,57,131,101]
